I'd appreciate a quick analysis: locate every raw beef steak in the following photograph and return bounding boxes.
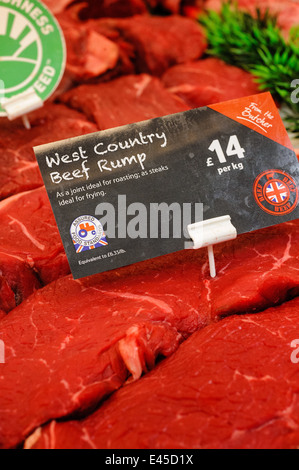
[42,0,74,14]
[0,187,70,313]
[162,58,260,108]
[73,0,148,20]
[2,219,299,447]
[0,104,97,200]
[81,17,137,78]
[0,252,41,316]
[201,220,299,319]
[142,0,182,13]
[57,13,120,81]
[106,15,206,76]
[0,249,207,449]
[60,13,206,79]
[157,0,182,13]
[60,74,190,129]
[28,296,299,449]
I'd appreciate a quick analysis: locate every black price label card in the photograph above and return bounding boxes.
[34,92,299,279]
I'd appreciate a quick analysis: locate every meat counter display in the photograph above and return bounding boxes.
[0,0,299,450]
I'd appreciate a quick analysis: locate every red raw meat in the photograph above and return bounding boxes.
[200,220,299,319]
[0,253,41,314]
[146,0,182,13]
[84,18,137,77]
[162,58,260,108]
[57,13,120,81]
[60,74,190,129]
[109,15,206,76]
[204,0,299,35]
[42,0,74,14]
[1,0,297,453]
[0,187,70,313]
[0,248,207,449]
[0,103,97,200]
[73,0,148,20]
[162,0,181,12]
[62,14,206,78]
[29,296,299,449]
[2,219,299,447]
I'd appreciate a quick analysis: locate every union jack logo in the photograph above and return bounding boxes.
[254,169,298,216]
[265,181,288,204]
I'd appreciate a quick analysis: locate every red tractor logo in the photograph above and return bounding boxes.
[78,222,96,239]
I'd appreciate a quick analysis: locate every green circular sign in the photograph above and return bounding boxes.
[0,0,66,116]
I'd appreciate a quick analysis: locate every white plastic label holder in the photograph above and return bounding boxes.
[187,215,237,278]
[1,87,43,129]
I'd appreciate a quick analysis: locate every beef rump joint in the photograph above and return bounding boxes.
[72,0,148,20]
[1,0,299,451]
[0,104,97,200]
[103,14,207,76]
[28,296,299,449]
[201,220,299,319]
[42,0,75,14]
[60,74,190,130]
[162,58,261,108]
[0,250,207,449]
[57,14,120,82]
[1,220,299,448]
[0,187,70,313]
[58,13,206,78]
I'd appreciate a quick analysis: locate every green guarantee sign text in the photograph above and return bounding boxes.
[0,0,66,116]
